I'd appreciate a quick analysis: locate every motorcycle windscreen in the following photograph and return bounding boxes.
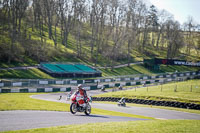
[70,94,76,101]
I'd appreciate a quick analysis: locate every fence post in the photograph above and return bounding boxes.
[37,79,39,86]
[190,85,192,92]
[174,85,177,92]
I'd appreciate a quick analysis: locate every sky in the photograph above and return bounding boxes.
[147,0,200,25]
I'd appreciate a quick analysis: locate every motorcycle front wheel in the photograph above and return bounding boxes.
[70,103,77,114]
[84,104,91,115]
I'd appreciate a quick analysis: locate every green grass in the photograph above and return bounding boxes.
[0,93,67,111]
[0,93,153,120]
[2,120,200,133]
[0,63,199,79]
[94,101,200,114]
[0,68,53,79]
[99,64,199,77]
[95,79,200,104]
[159,65,199,73]
[92,108,153,120]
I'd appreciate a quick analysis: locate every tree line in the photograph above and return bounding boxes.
[0,0,200,67]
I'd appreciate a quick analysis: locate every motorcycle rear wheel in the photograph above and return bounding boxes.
[70,103,77,114]
[84,104,91,115]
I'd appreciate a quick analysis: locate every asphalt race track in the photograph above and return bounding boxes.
[1,90,200,131]
[0,110,144,132]
[32,92,200,120]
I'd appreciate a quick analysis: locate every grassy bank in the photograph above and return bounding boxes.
[94,101,200,114]
[0,63,199,79]
[3,120,200,133]
[100,64,199,77]
[95,79,200,104]
[0,68,53,79]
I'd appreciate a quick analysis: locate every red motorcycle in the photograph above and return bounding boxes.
[70,92,92,115]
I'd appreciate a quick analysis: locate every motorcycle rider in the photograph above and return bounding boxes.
[74,84,88,104]
[70,84,91,115]
[118,97,126,106]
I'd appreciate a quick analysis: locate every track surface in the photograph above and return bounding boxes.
[0,110,143,132]
[32,92,200,120]
[1,90,200,131]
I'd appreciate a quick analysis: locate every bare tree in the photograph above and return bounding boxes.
[148,5,158,47]
[89,0,108,66]
[58,0,73,47]
[42,0,55,39]
[5,0,29,63]
[156,9,173,49]
[164,20,184,59]
[183,16,196,55]
[72,0,87,57]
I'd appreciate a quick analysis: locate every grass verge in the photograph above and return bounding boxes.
[0,68,53,79]
[0,63,199,79]
[2,120,200,133]
[93,101,200,114]
[95,79,200,104]
[0,93,67,111]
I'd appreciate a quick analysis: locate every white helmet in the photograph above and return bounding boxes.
[78,84,83,89]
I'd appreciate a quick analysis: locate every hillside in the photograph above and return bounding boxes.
[0,19,200,79]
[0,0,200,79]
[0,64,199,79]
[1,19,199,67]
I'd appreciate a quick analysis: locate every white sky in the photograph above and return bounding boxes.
[147,0,200,24]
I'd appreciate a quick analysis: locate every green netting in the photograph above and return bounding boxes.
[75,64,97,72]
[57,64,83,73]
[41,63,98,74]
[42,64,64,72]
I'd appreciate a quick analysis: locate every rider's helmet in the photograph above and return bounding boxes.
[78,84,85,96]
[78,84,83,90]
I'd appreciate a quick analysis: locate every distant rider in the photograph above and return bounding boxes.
[119,97,125,104]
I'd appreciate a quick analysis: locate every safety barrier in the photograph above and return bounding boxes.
[0,74,198,93]
[0,87,71,93]
[92,97,200,110]
[0,71,199,87]
[0,71,199,93]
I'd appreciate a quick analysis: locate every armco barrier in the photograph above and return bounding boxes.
[0,71,199,92]
[29,89,37,93]
[20,89,29,93]
[90,85,98,90]
[45,88,53,92]
[0,87,72,93]
[11,88,20,93]
[1,89,11,93]
[92,97,200,110]
[37,88,45,92]
[0,71,199,87]
[0,75,198,93]
[0,83,4,87]
[53,88,60,92]
[115,83,120,87]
